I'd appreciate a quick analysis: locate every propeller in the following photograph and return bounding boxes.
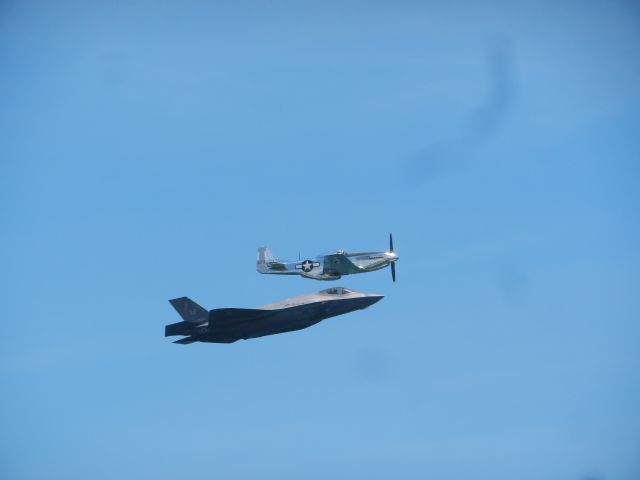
[389,233,396,282]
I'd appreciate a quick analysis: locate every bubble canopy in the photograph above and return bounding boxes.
[320,287,353,295]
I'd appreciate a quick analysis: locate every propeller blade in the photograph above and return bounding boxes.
[389,233,394,252]
[391,261,396,282]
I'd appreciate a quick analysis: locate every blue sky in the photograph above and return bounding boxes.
[1,1,639,479]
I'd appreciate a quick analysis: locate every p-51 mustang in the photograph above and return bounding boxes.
[257,234,399,282]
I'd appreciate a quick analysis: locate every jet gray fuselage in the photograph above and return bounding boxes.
[165,287,383,344]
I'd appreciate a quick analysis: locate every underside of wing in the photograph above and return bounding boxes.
[323,254,361,275]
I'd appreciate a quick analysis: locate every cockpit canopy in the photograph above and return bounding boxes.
[320,287,353,295]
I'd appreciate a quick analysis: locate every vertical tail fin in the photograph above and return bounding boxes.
[169,297,208,323]
[257,247,275,273]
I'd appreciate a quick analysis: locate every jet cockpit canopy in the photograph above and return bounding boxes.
[320,287,353,295]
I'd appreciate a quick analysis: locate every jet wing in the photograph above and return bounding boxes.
[209,308,272,330]
[322,254,361,275]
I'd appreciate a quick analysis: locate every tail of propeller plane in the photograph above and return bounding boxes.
[257,247,276,273]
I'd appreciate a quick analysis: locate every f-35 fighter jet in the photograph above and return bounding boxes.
[257,234,399,282]
[165,287,383,344]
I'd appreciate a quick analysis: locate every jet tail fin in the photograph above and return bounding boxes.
[169,297,208,323]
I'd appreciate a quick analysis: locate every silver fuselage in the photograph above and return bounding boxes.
[257,248,399,280]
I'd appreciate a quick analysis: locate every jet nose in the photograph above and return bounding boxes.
[363,294,384,307]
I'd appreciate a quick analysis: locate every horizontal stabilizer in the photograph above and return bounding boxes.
[173,336,198,345]
[257,247,279,273]
[165,321,194,337]
[169,297,208,323]
[267,261,287,271]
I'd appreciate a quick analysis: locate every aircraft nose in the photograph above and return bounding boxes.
[364,294,384,307]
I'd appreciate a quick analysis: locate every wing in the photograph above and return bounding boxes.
[322,254,362,275]
[209,308,272,330]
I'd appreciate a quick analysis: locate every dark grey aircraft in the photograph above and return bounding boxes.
[165,287,383,344]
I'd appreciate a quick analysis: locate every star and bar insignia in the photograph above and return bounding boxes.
[296,260,320,272]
